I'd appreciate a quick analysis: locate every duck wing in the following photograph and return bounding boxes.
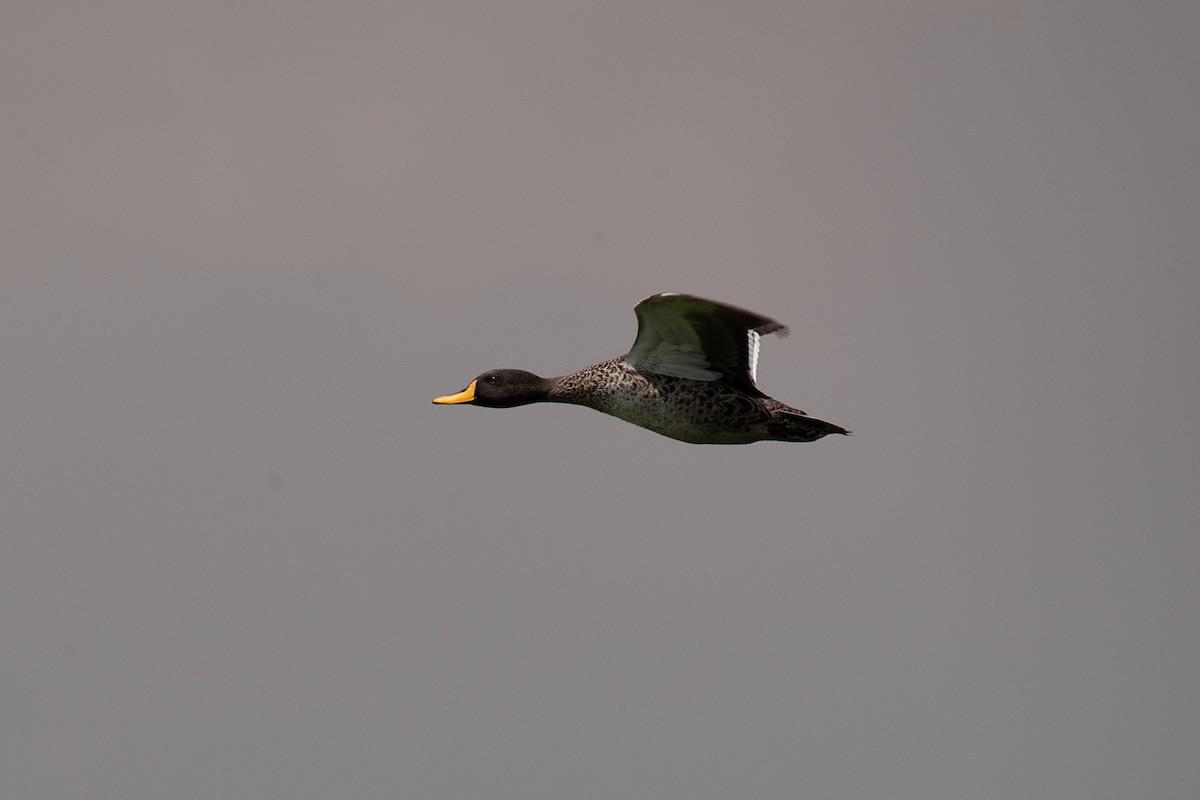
[624,293,788,396]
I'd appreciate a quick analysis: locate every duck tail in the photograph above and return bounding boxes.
[766,412,851,443]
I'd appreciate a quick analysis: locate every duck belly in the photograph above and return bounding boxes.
[591,373,770,444]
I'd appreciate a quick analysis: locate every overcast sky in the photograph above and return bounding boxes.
[3,2,1199,799]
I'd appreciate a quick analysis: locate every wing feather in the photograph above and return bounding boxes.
[624,293,788,395]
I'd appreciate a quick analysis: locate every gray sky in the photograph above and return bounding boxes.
[3,2,1199,798]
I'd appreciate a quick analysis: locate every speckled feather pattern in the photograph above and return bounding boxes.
[545,358,845,444]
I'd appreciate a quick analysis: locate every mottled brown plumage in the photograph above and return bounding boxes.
[433,293,848,444]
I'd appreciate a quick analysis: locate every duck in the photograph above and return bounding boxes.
[432,292,849,444]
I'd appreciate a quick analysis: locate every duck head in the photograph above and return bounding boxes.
[432,369,551,408]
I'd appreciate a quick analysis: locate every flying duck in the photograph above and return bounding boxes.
[433,293,849,444]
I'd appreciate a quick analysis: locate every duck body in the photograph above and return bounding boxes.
[543,358,844,444]
[434,293,848,445]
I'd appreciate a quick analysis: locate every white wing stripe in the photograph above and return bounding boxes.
[747,330,761,383]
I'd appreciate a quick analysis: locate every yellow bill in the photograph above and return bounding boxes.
[432,379,477,404]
